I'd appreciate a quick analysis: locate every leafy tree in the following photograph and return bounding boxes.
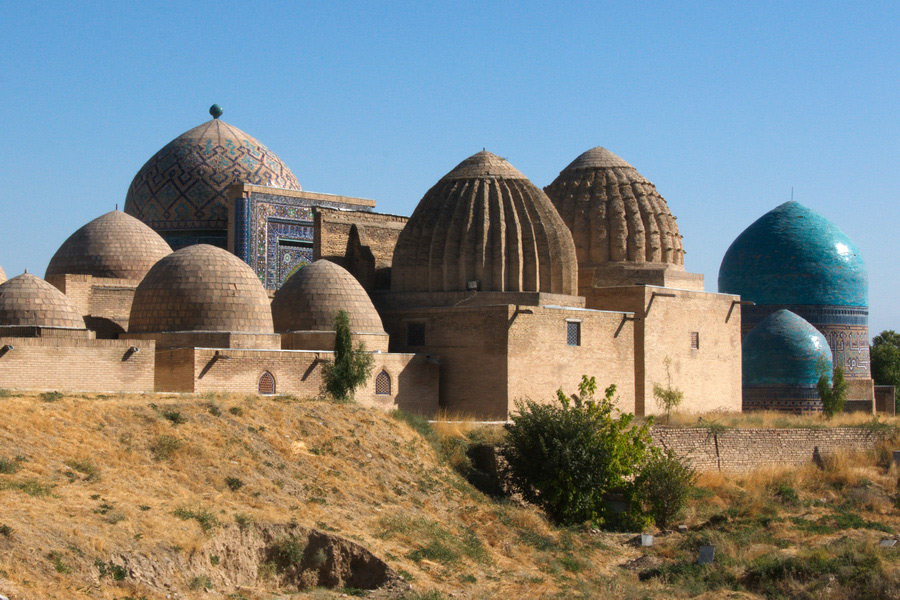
[635,449,696,529]
[816,356,848,418]
[321,310,374,401]
[500,376,655,528]
[653,356,684,424]
[871,330,900,386]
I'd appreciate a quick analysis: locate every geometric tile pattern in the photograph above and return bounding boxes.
[45,210,172,280]
[233,191,371,290]
[271,259,385,334]
[0,273,86,329]
[128,244,274,334]
[124,119,301,233]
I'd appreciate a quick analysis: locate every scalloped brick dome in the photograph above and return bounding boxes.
[544,147,685,267]
[128,244,274,334]
[391,151,578,294]
[0,273,85,329]
[718,201,867,306]
[46,211,172,281]
[743,309,832,386]
[124,118,301,234]
[272,260,385,334]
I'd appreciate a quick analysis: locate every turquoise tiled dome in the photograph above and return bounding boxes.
[743,309,832,386]
[718,202,867,306]
[124,115,301,236]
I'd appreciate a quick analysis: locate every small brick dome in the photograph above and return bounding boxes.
[46,210,172,280]
[272,260,385,334]
[743,309,832,387]
[392,151,578,295]
[124,113,302,235]
[0,273,86,329]
[719,201,867,307]
[544,146,685,267]
[128,244,274,334]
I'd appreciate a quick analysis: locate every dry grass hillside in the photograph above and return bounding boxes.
[0,391,897,599]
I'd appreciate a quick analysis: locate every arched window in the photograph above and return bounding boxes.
[258,371,276,395]
[375,370,391,395]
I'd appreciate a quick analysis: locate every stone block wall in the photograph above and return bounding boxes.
[0,336,155,392]
[651,427,887,472]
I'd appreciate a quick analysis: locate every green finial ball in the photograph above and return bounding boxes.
[209,104,223,119]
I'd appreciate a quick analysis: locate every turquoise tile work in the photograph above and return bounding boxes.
[718,201,867,307]
[743,309,832,387]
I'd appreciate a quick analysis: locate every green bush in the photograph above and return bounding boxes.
[817,357,848,418]
[500,376,654,528]
[321,310,373,401]
[635,449,696,529]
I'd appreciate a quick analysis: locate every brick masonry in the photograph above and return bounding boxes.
[651,427,888,472]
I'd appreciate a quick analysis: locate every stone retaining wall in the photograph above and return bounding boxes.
[651,427,887,472]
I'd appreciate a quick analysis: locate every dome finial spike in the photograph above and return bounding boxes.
[209,104,223,119]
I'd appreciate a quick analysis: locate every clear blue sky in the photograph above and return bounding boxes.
[1,1,897,336]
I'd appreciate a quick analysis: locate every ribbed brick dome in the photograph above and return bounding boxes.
[46,211,172,280]
[124,111,301,236]
[544,147,685,267]
[0,273,85,329]
[392,151,578,294]
[272,260,385,334]
[128,244,274,334]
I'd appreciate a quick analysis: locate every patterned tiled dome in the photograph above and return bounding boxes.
[391,151,578,295]
[124,113,301,236]
[46,211,172,281]
[743,309,831,387]
[719,201,867,306]
[0,273,86,329]
[272,260,385,334]
[544,147,685,267]
[128,244,274,334]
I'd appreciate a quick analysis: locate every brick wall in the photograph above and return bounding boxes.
[314,207,407,272]
[0,336,154,392]
[651,427,887,472]
[154,348,439,416]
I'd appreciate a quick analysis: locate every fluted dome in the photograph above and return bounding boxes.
[718,202,867,306]
[743,309,832,386]
[272,260,385,334]
[46,211,172,281]
[0,273,85,329]
[544,147,684,267]
[128,244,274,334]
[124,112,302,236]
[391,151,578,295]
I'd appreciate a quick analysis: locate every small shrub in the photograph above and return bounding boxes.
[817,357,848,418]
[501,376,654,527]
[321,310,374,401]
[150,435,182,461]
[188,575,212,590]
[0,524,12,537]
[173,507,219,533]
[635,449,696,528]
[0,479,52,497]
[228,406,243,416]
[64,459,99,482]
[40,391,64,403]
[48,551,71,573]
[206,403,222,416]
[0,456,22,474]
[95,559,127,581]
[653,356,684,424]
[234,513,253,530]
[225,477,244,491]
[269,536,306,572]
[771,481,800,505]
[161,409,187,425]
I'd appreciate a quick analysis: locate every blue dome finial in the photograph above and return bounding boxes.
[209,104,223,119]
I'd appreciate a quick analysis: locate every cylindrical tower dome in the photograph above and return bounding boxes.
[391,151,578,296]
[742,309,832,413]
[719,201,869,379]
